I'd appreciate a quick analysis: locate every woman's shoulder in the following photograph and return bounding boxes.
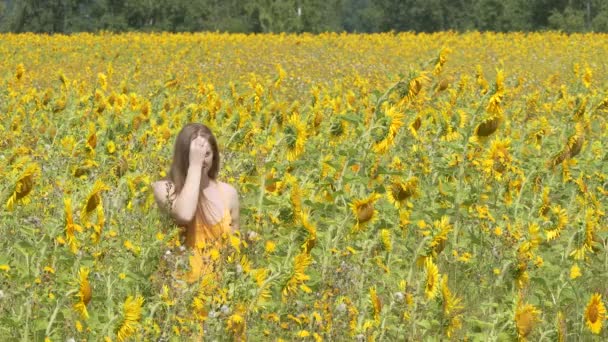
[217,181,238,195]
[152,179,174,191]
[151,179,176,201]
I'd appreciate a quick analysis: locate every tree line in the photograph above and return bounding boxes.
[1,0,607,33]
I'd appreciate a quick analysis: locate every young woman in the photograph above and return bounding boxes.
[151,123,239,282]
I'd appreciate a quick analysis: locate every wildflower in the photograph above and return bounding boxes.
[570,264,582,279]
[226,304,247,337]
[116,295,144,342]
[297,330,310,337]
[584,293,605,334]
[106,141,116,154]
[122,240,140,256]
[265,240,276,254]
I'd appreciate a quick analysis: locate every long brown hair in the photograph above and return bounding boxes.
[168,123,220,195]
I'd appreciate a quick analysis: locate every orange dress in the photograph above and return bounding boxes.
[181,186,232,283]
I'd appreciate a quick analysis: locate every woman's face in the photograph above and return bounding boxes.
[197,135,214,174]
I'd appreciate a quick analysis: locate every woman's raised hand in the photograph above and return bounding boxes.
[189,136,209,167]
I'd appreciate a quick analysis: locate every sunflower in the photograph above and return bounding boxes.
[64,198,83,254]
[81,180,110,223]
[570,264,582,280]
[226,307,247,338]
[284,113,306,161]
[424,258,440,300]
[369,286,382,322]
[515,303,541,340]
[6,163,40,210]
[400,73,430,103]
[408,115,422,139]
[547,122,586,168]
[283,251,312,299]
[565,122,585,158]
[73,267,92,320]
[441,275,462,316]
[387,177,419,208]
[286,173,302,217]
[380,229,392,252]
[433,47,452,76]
[473,115,501,139]
[350,193,381,232]
[15,63,25,80]
[544,205,568,241]
[476,65,489,94]
[585,293,606,334]
[116,295,144,342]
[429,216,452,258]
[386,105,405,138]
[441,275,463,338]
[373,105,404,154]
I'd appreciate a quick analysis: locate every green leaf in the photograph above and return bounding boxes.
[341,113,362,124]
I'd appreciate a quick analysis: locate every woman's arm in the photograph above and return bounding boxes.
[152,165,202,225]
[152,136,209,224]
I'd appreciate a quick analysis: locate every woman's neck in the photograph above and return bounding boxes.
[199,174,212,189]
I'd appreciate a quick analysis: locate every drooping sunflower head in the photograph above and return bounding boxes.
[486,137,512,175]
[515,303,541,340]
[73,267,91,320]
[350,193,381,230]
[284,114,306,162]
[6,163,40,210]
[387,177,419,208]
[474,115,501,139]
[424,258,440,300]
[82,180,110,216]
[117,295,145,342]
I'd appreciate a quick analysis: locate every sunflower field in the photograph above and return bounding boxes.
[1,32,608,341]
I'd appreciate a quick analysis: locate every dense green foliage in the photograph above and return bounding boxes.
[1,0,608,33]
